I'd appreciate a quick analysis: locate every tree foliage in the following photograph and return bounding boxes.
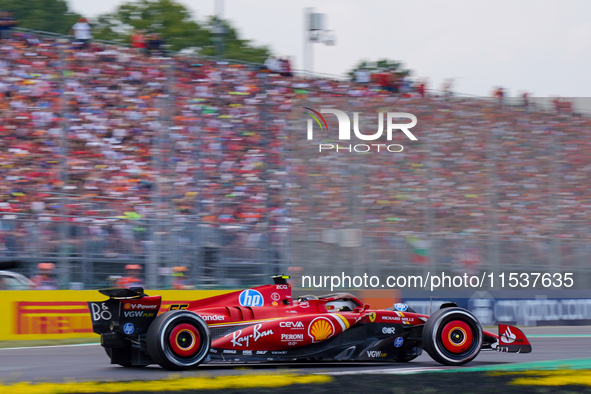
[198,16,271,63]
[348,59,412,80]
[94,0,270,63]
[0,0,81,35]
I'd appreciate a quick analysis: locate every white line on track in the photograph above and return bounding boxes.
[321,367,444,375]
[0,343,100,351]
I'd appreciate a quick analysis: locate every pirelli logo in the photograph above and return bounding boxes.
[15,302,93,335]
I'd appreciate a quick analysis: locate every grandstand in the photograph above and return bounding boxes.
[0,29,589,290]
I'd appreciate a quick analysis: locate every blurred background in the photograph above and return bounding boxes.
[0,0,588,291]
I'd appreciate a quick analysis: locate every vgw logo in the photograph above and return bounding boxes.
[303,107,418,153]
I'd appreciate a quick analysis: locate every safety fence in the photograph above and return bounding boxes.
[2,215,590,290]
[290,229,591,290]
[0,212,289,290]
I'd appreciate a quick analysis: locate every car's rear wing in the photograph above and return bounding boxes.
[87,287,162,338]
[98,287,147,299]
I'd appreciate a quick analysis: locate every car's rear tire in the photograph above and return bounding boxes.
[146,310,210,370]
[422,307,482,366]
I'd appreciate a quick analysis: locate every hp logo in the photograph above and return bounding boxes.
[123,323,134,335]
[239,289,264,307]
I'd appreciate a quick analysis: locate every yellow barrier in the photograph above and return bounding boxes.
[0,290,230,341]
[0,289,399,341]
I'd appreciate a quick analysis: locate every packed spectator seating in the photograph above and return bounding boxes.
[0,31,588,258]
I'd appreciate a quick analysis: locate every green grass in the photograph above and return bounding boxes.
[0,337,99,348]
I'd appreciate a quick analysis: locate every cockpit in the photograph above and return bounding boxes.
[296,293,363,312]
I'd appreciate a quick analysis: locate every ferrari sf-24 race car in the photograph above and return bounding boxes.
[88,275,531,370]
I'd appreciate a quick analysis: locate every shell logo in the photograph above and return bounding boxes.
[308,317,335,342]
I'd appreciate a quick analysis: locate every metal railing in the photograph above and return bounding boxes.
[1,212,289,289]
[290,230,591,290]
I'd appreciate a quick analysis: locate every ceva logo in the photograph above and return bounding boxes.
[303,107,418,153]
[239,289,264,307]
[279,321,305,328]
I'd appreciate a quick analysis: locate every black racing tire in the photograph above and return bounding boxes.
[146,310,210,370]
[422,307,483,366]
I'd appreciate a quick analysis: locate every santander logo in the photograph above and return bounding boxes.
[501,326,516,344]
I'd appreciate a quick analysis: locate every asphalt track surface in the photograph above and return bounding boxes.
[1,326,590,384]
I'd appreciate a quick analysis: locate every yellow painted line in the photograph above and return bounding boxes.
[503,369,591,387]
[0,373,332,393]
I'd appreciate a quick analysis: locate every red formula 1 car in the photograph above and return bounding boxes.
[87,276,531,370]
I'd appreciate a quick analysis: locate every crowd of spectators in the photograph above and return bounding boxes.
[293,96,589,239]
[0,30,587,272]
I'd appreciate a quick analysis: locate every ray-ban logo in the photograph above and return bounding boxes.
[303,107,418,153]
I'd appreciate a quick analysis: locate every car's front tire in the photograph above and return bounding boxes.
[146,310,210,370]
[422,307,483,366]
